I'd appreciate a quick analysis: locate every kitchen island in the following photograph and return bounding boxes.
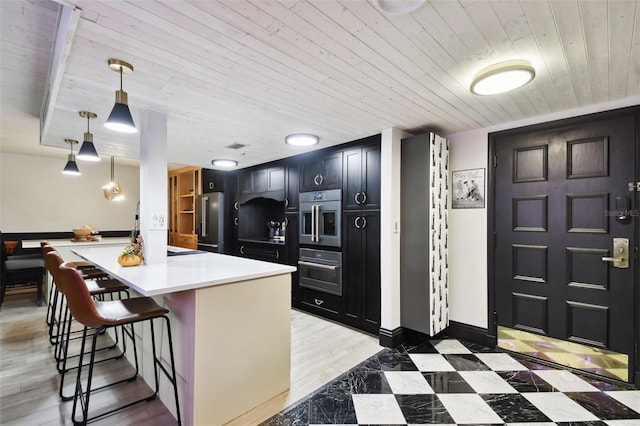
[69,244,295,426]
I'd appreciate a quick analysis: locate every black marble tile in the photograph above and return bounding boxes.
[306,392,357,424]
[261,400,309,425]
[395,394,455,424]
[565,391,640,420]
[442,353,490,371]
[405,341,439,354]
[422,371,475,393]
[462,341,497,353]
[556,422,608,426]
[518,358,556,370]
[376,351,419,372]
[481,393,551,423]
[497,370,556,393]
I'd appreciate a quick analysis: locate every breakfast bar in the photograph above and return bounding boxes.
[69,244,295,426]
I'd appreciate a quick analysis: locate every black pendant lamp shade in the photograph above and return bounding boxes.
[62,139,81,176]
[77,111,100,161]
[105,59,137,134]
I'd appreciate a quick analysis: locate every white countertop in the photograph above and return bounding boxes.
[23,237,132,249]
[71,245,296,296]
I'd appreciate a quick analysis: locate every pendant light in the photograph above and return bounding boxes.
[62,139,80,175]
[102,156,124,201]
[77,111,100,161]
[104,59,137,133]
[211,159,238,168]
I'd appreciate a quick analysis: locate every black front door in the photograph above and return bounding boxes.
[492,109,637,381]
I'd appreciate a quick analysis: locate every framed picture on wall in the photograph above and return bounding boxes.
[452,168,485,209]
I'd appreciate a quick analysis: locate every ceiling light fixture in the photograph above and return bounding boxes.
[62,139,81,176]
[373,0,426,15]
[105,59,137,133]
[211,159,238,168]
[77,111,100,161]
[470,60,535,95]
[103,156,124,201]
[285,133,319,147]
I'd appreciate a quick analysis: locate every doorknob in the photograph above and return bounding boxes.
[601,238,629,269]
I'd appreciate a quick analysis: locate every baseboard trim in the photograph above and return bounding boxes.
[447,321,495,348]
[379,327,404,348]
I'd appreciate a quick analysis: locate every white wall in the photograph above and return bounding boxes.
[0,152,140,233]
[446,96,640,329]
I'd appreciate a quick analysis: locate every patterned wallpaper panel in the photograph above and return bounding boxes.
[429,133,449,336]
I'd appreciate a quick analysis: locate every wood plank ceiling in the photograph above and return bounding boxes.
[1,0,639,169]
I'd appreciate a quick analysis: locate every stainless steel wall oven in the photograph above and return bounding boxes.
[298,248,342,296]
[299,189,341,248]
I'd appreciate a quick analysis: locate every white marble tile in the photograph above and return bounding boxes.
[604,421,640,425]
[532,369,600,392]
[475,352,528,371]
[605,390,640,413]
[431,339,472,354]
[436,393,503,424]
[506,423,556,426]
[408,354,456,372]
[523,392,600,422]
[352,394,406,424]
[383,371,434,394]
[459,371,518,394]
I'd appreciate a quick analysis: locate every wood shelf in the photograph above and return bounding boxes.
[168,166,201,248]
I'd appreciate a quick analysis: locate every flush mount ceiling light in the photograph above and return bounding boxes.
[77,111,100,161]
[470,60,535,95]
[62,139,81,176]
[211,159,238,168]
[102,156,124,201]
[105,59,137,133]
[373,0,426,15]
[285,133,319,147]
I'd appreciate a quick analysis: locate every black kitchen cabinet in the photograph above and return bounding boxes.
[299,287,342,319]
[238,240,284,263]
[285,163,299,212]
[343,140,381,210]
[342,210,381,334]
[201,168,225,193]
[285,213,299,305]
[225,172,240,255]
[299,151,342,192]
[238,165,285,202]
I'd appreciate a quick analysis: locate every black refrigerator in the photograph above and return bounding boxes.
[196,192,224,253]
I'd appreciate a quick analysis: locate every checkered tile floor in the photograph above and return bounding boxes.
[261,338,640,425]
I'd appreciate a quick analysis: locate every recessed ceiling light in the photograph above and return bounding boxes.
[211,159,238,168]
[373,0,426,15]
[470,60,535,95]
[285,133,319,147]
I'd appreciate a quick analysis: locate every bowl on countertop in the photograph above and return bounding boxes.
[72,228,93,240]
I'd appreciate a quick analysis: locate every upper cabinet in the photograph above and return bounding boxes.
[343,139,381,210]
[299,151,342,192]
[238,165,285,203]
[201,168,225,193]
[285,163,299,212]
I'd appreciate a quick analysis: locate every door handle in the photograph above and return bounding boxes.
[314,204,320,242]
[201,196,208,237]
[355,192,361,205]
[361,191,367,205]
[601,238,629,268]
[234,217,239,226]
[240,245,245,255]
[355,217,362,229]
[314,298,324,306]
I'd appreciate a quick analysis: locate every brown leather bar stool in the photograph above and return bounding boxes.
[42,241,111,334]
[42,244,123,346]
[44,251,130,402]
[55,262,181,426]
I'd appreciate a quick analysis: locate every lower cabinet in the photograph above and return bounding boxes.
[299,287,342,319]
[171,233,197,250]
[238,241,284,263]
[342,210,381,334]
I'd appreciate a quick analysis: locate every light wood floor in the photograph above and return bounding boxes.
[0,293,382,425]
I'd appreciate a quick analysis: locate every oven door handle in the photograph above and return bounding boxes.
[298,260,338,271]
[314,204,320,242]
[310,204,316,242]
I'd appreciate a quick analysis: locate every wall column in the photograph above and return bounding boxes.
[379,127,408,346]
[139,110,168,264]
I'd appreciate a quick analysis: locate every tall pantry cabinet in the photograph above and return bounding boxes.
[400,132,450,336]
